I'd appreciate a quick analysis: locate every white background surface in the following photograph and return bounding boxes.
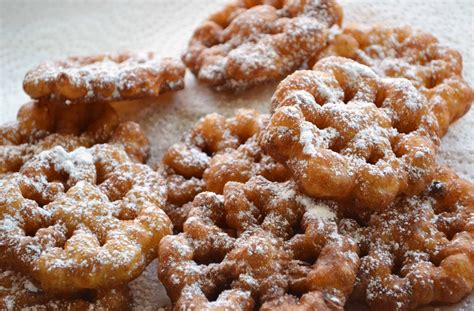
[0,0,473,309]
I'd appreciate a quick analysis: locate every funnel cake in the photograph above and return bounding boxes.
[23,52,185,103]
[0,270,131,311]
[160,109,288,231]
[340,167,474,310]
[183,0,343,91]
[0,144,172,294]
[319,24,473,136]
[159,176,359,310]
[0,100,149,175]
[261,56,439,210]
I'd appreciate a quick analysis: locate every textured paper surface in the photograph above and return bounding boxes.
[0,0,472,310]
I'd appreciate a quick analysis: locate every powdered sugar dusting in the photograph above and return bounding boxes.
[41,146,94,181]
[297,195,337,221]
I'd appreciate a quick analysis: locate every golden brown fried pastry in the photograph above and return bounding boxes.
[0,269,131,311]
[0,100,149,175]
[339,167,474,310]
[261,56,439,210]
[159,176,359,310]
[183,0,343,91]
[319,24,473,136]
[0,144,172,294]
[23,52,185,102]
[159,109,288,231]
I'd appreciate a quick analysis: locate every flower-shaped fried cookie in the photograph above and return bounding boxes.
[160,109,288,231]
[183,0,343,90]
[261,56,439,209]
[340,167,474,310]
[319,24,473,137]
[0,269,131,311]
[23,52,185,103]
[159,176,359,310]
[0,144,172,294]
[0,100,149,175]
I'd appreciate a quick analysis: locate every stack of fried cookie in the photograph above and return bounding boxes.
[1,1,473,310]
[0,52,185,309]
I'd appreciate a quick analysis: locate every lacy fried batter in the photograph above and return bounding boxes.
[0,100,149,175]
[261,56,440,210]
[340,167,474,310]
[318,24,473,136]
[158,109,288,231]
[0,269,131,311]
[158,176,359,310]
[183,0,343,91]
[23,52,185,103]
[0,144,172,294]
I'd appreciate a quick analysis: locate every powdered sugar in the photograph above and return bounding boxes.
[41,146,94,181]
[299,120,318,156]
[297,195,337,221]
